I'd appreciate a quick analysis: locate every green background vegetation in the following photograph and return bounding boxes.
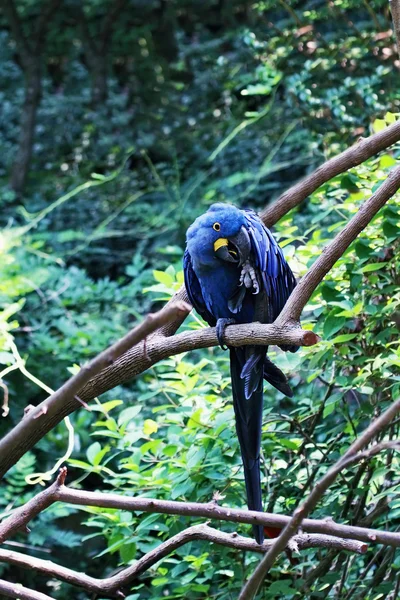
[0,0,400,598]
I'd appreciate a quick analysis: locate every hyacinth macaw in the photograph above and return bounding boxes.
[184,203,298,544]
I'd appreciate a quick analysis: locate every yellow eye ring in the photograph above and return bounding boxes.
[213,222,221,232]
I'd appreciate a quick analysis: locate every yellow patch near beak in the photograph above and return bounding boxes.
[214,238,228,252]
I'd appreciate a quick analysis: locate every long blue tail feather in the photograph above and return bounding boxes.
[230,348,265,544]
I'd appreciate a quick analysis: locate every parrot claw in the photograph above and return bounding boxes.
[239,260,260,295]
[216,318,236,350]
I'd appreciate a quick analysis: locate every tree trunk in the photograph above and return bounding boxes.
[10,60,42,195]
[91,58,108,106]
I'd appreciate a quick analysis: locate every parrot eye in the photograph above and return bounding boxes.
[213,222,221,232]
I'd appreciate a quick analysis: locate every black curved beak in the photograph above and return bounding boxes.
[214,226,251,265]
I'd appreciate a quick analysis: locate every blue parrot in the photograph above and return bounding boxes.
[183,203,298,544]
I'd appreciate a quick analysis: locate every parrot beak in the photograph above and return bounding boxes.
[214,226,251,265]
[214,238,237,263]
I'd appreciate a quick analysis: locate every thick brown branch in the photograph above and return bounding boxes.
[0,579,53,600]
[260,120,400,227]
[0,302,191,480]
[276,165,400,324]
[0,527,366,597]
[78,322,317,402]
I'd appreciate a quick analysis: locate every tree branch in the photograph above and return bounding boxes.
[0,579,54,600]
[275,164,400,324]
[77,322,317,401]
[100,0,128,52]
[0,301,191,480]
[0,467,67,544]
[1,470,399,550]
[0,527,367,598]
[56,486,400,548]
[260,120,400,228]
[0,468,372,598]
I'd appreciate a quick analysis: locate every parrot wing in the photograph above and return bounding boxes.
[243,209,298,352]
[183,249,216,326]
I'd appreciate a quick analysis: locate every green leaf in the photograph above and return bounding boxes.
[118,405,142,425]
[357,262,388,273]
[92,400,123,413]
[372,118,386,132]
[323,314,346,338]
[143,419,158,436]
[330,333,358,343]
[86,442,101,465]
[153,270,174,286]
[120,542,137,563]
[187,446,206,469]
[268,580,296,594]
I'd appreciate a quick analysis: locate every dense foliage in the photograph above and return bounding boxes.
[0,1,399,598]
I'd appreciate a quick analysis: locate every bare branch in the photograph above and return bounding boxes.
[0,578,54,600]
[0,301,191,480]
[77,0,127,57]
[77,7,98,62]
[78,322,317,402]
[260,120,400,228]
[56,486,399,547]
[276,164,400,324]
[0,527,366,598]
[1,0,63,61]
[0,467,67,543]
[1,471,399,551]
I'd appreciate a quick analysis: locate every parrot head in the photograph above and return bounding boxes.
[186,203,251,267]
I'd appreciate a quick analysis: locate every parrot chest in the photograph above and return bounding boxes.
[195,263,254,323]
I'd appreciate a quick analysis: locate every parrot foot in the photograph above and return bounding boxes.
[239,260,259,294]
[216,318,236,350]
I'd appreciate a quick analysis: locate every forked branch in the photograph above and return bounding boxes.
[0,469,372,598]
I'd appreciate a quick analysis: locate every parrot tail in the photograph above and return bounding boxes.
[243,458,264,545]
[230,347,265,545]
